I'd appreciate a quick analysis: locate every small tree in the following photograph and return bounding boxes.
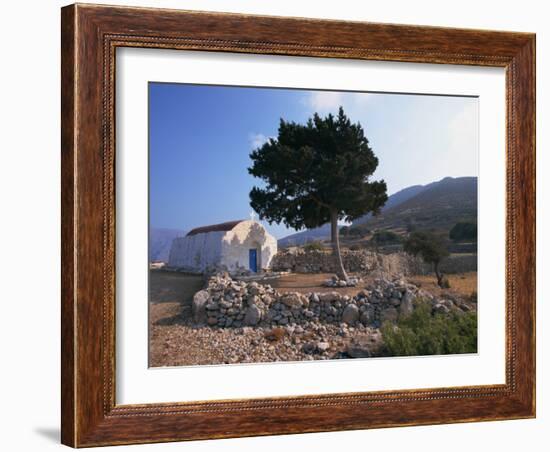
[248,107,387,281]
[404,231,450,287]
[449,222,477,242]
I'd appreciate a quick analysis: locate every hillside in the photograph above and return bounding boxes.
[278,176,477,246]
[278,224,332,248]
[351,176,477,233]
[149,228,187,262]
[350,183,427,226]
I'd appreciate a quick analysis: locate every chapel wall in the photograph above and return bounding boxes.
[221,221,278,271]
[168,231,225,271]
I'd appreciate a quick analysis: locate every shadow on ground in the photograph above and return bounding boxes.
[34,427,59,443]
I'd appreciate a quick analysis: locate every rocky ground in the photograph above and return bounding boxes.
[150,312,382,367]
[149,270,476,367]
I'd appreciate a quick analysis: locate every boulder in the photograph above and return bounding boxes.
[316,341,330,352]
[318,292,340,303]
[244,305,262,326]
[346,331,383,358]
[192,290,210,324]
[281,292,303,308]
[342,304,360,325]
[360,310,373,325]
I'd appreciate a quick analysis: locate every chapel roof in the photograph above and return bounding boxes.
[186,220,246,237]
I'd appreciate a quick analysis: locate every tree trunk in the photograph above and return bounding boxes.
[330,209,348,281]
[434,261,444,287]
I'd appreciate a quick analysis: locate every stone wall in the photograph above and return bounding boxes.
[192,274,475,329]
[271,249,477,276]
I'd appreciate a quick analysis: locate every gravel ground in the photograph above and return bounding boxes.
[149,299,381,367]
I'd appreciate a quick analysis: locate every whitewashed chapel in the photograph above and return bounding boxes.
[168,219,277,273]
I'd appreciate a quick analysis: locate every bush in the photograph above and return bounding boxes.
[371,230,402,245]
[303,241,325,251]
[381,301,477,357]
[449,222,477,242]
[347,225,369,236]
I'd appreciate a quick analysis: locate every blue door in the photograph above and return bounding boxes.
[249,249,257,272]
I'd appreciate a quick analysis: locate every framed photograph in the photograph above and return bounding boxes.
[61,3,535,447]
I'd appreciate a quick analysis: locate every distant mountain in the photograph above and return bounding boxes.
[278,182,425,247]
[352,176,477,232]
[277,176,477,246]
[149,228,186,263]
[352,183,427,226]
[278,224,332,248]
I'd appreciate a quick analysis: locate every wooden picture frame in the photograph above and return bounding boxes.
[61,3,535,447]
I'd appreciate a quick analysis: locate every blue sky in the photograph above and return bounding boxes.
[149,83,478,239]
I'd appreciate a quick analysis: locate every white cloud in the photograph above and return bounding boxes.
[306,91,344,113]
[248,133,271,149]
[304,91,372,115]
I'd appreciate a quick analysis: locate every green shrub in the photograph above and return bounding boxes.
[303,241,325,251]
[347,225,369,236]
[381,301,477,357]
[371,230,402,245]
[449,222,477,242]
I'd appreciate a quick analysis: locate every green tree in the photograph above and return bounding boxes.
[449,221,477,242]
[248,107,387,280]
[404,231,450,287]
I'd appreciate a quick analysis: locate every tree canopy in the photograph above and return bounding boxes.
[404,231,450,287]
[248,107,387,280]
[449,222,477,242]
[248,107,387,230]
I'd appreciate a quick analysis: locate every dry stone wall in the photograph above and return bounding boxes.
[271,249,476,276]
[192,274,475,330]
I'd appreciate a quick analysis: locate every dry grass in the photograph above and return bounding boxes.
[267,272,365,297]
[264,327,286,342]
[265,271,477,300]
[149,270,204,304]
[408,272,477,298]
